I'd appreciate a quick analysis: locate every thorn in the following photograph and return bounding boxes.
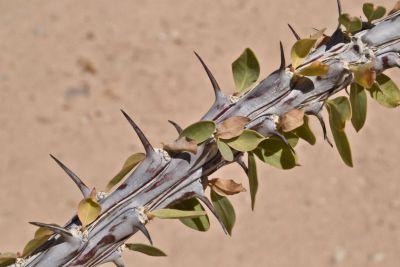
[287,24,301,40]
[193,51,224,101]
[136,223,153,245]
[272,131,296,154]
[279,42,286,71]
[314,112,333,147]
[196,194,228,235]
[336,0,342,20]
[168,120,183,134]
[50,154,91,198]
[29,221,72,238]
[121,110,155,155]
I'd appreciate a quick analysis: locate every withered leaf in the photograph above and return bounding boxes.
[216,116,250,139]
[279,109,305,132]
[163,137,198,155]
[351,63,376,89]
[208,178,246,196]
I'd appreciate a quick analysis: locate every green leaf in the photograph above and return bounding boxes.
[225,129,265,152]
[339,14,362,33]
[296,61,329,76]
[326,97,352,130]
[126,243,167,257]
[180,121,216,144]
[326,105,353,167]
[247,152,258,211]
[254,138,297,169]
[350,83,367,132]
[232,48,260,94]
[368,74,400,108]
[172,198,210,232]
[150,208,206,219]
[291,38,318,69]
[293,116,316,145]
[34,227,53,239]
[210,189,236,236]
[217,139,234,161]
[106,153,146,192]
[363,3,386,22]
[22,237,49,257]
[0,253,17,267]
[78,198,102,228]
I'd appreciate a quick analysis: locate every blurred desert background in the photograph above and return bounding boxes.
[0,0,400,266]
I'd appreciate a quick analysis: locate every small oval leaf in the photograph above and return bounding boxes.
[291,38,318,69]
[225,130,265,152]
[210,189,236,236]
[78,198,101,228]
[350,83,367,132]
[106,153,146,192]
[247,152,258,210]
[368,74,400,108]
[150,208,206,219]
[22,237,49,257]
[180,121,216,144]
[172,198,210,232]
[126,243,167,257]
[217,139,234,161]
[254,138,297,170]
[34,227,53,239]
[232,48,260,94]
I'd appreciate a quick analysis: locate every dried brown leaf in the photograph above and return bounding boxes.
[163,137,198,154]
[279,109,305,132]
[208,178,246,196]
[216,116,250,139]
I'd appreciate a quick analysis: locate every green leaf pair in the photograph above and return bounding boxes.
[363,3,386,22]
[339,14,362,33]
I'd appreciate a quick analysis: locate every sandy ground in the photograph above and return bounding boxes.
[0,0,400,266]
